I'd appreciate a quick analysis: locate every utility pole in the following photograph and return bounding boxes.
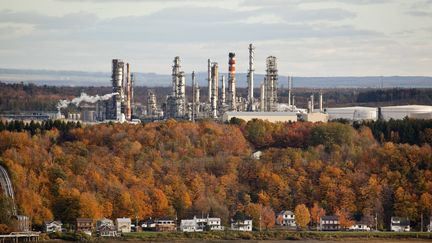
[259,211,262,232]
[375,212,378,231]
[421,212,423,232]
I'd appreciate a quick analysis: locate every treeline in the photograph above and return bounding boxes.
[354,119,432,145]
[357,88,432,104]
[0,120,81,138]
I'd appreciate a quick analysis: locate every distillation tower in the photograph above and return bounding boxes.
[211,62,219,118]
[166,56,186,118]
[111,59,125,121]
[247,44,255,111]
[264,56,278,112]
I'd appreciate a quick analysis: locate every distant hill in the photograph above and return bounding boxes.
[1,68,431,88]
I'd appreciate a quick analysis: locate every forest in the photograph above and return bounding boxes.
[1,82,432,113]
[0,119,431,232]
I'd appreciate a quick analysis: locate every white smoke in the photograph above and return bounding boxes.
[57,92,118,110]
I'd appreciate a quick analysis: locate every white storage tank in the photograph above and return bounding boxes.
[325,106,378,121]
[380,105,432,120]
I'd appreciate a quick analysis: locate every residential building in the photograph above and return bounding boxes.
[180,216,224,232]
[44,220,62,233]
[155,219,177,232]
[76,218,93,235]
[116,217,132,233]
[97,218,117,237]
[276,210,296,228]
[140,219,156,231]
[349,221,371,231]
[319,216,340,231]
[231,219,253,231]
[391,217,410,232]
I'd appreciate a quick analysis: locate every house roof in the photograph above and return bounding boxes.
[77,218,93,223]
[44,220,62,225]
[321,215,339,220]
[116,217,131,223]
[278,210,294,216]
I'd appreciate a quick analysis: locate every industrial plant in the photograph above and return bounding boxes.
[49,43,432,124]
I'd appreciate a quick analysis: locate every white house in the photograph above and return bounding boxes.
[116,217,132,233]
[44,220,62,233]
[391,217,410,232]
[349,221,371,231]
[276,210,296,228]
[180,216,224,232]
[231,219,253,232]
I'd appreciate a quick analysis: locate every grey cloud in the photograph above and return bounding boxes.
[0,10,98,29]
[406,10,432,17]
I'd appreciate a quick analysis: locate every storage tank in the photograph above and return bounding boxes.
[380,105,432,120]
[325,106,378,121]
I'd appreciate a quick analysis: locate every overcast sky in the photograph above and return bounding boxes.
[0,0,431,76]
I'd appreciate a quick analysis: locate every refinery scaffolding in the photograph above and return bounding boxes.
[110,59,125,121]
[265,56,278,112]
[165,56,186,119]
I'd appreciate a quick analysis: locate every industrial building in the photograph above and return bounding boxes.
[325,106,378,121]
[223,112,297,123]
[380,105,432,120]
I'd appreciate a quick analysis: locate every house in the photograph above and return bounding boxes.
[391,217,410,232]
[205,217,224,231]
[276,210,296,228]
[180,216,224,232]
[140,219,156,231]
[76,218,93,235]
[349,220,371,231]
[44,220,62,233]
[155,219,177,232]
[231,219,253,231]
[180,217,202,232]
[116,217,132,233]
[96,218,117,237]
[319,216,340,231]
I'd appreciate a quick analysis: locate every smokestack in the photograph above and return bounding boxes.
[292,95,295,108]
[131,73,135,118]
[319,91,323,112]
[310,94,314,113]
[228,52,236,111]
[211,62,219,118]
[288,75,292,108]
[208,59,212,103]
[260,81,265,112]
[125,63,132,121]
[247,44,255,110]
[221,75,226,105]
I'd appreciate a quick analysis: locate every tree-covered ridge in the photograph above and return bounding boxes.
[0,120,431,232]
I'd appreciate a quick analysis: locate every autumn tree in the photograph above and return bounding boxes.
[310,202,326,228]
[294,204,310,229]
[335,208,354,229]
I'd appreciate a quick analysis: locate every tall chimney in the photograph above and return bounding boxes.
[228,52,236,111]
[208,59,212,103]
[221,75,226,105]
[319,91,323,112]
[247,44,255,110]
[260,81,265,112]
[211,62,219,118]
[310,94,314,113]
[126,63,132,121]
[288,75,292,108]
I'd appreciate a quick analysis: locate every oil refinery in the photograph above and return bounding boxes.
[51,43,432,124]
